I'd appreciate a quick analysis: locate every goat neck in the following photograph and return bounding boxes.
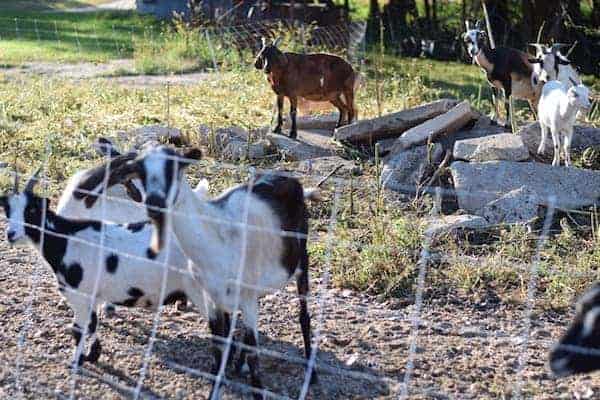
[474,46,494,72]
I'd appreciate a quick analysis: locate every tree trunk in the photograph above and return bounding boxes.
[366,0,381,45]
[432,0,438,30]
[593,0,600,25]
[424,0,431,29]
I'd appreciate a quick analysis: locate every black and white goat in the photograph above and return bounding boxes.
[87,146,319,399]
[529,43,581,87]
[463,21,542,129]
[57,138,209,224]
[0,169,208,366]
[550,283,600,377]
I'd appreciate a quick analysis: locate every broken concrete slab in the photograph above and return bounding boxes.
[435,115,509,153]
[518,122,600,156]
[334,99,459,143]
[390,101,476,152]
[424,214,491,238]
[266,129,339,161]
[480,186,540,224]
[453,133,529,162]
[381,143,444,194]
[283,113,339,131]
[450,160,600,214]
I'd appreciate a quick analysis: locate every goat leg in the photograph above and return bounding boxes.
[331,96,348,129]
[272,96,284,135]
[289,96,298,139]
[297,257,319,385]
[208,310,227,400]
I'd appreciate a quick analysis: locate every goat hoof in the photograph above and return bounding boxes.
[77,354,85,367]
[272,127,283,135]
[289,131,298,140]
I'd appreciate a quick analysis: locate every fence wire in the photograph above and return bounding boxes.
[0,14,599,400]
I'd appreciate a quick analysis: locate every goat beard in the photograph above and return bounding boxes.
[149,215,165,259]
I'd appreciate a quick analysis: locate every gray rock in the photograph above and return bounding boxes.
[424,214,491,237]
[283,113,339,131]
[435,114,508,152]
[295,156,360,177]
[480,186,540,224]
[129,125,184,148]
[518,122,600,156]
[453,133,529,162]
[222,138,272,161]
[266,129,338,161]
[381,143,444,194]
[450,161,600,214]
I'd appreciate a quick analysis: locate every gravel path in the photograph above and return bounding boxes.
[0,61,211,88]
[1,214,600,399]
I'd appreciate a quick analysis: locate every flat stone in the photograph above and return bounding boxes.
[424,214,491,237]
[381,143,444,194]
[453,133,529,162]
[450,160,600,214]
[266,129,339,161]
[283,113,339,131]
[294,156,360,177]
[480,186,540,224]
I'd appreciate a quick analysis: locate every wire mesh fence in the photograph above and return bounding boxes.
[1,12,600,400]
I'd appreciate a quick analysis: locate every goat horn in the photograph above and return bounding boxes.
[551,43,569,52]
[272,37,282,47]
[261,36,267,47]
[569,77,578,86]
[465,20,470,30]
[24,166,42,193]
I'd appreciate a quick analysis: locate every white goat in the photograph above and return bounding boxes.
[0,170,208,366]
[88,146,319,399]
[538,79,591,166]
[530,43,581,88]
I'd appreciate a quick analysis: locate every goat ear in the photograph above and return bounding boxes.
[83,160,142,208]
[261,36,267,48]
[94,137,121,158]
[475,20,484,30]
[0,196,6,209]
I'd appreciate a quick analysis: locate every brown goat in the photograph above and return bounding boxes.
[255,37,359,139]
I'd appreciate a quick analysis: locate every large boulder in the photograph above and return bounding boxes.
[450,161,600,214]
[453,133,529,162]
[518,122,600,156]
[381,143,444,194]
[480,186,540,224]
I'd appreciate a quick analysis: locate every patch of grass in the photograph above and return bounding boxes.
[0,10,158,63]
[1,54,600,304]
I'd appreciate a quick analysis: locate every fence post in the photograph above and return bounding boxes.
[34,19,40,43]
[54,20,61,47]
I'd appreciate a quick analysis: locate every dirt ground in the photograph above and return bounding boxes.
[0,214,599,400]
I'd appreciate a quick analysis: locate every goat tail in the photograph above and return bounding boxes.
[303,187,321,202]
